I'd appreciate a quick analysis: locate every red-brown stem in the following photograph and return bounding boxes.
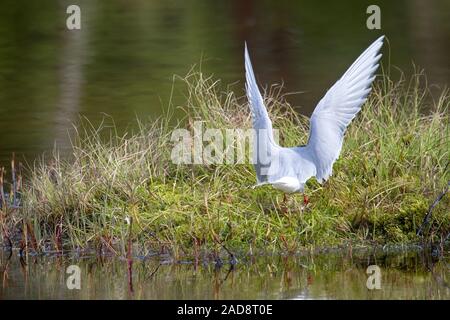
[0,167,6,209]
[55,217,63,253]
[126,217,134,293]
[26,222,38,252]
[1,223,12,249]
[11,153,16,207]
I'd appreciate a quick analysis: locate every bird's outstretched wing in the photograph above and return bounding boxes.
[306,36,384,182]
[245,43,279,183]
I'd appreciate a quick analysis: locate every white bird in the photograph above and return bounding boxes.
[245,36,384,203]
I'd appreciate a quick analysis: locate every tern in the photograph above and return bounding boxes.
[245,36,384,206]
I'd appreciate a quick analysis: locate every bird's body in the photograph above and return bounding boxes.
[270,176,303,193]
[245,36,384,195]
[254,146,316,193]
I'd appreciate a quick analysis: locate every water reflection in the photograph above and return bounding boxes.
[0,248,448,299]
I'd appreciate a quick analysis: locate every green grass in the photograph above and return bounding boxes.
[1,68,449,257]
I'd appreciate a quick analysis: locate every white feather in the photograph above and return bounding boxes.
[245,36,384,193]
[307,36,384,182]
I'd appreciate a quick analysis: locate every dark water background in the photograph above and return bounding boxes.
[0,1,449,299]
[0,0,449,168]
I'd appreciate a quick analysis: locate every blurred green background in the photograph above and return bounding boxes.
[0,0,448,167]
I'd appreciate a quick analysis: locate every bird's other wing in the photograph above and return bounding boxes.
[306,36,384,182]
[245,43,279,183]
[245,43,277,143]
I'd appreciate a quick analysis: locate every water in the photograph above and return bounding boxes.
[0,248,448,299]
[0,0,449,167]
[0,1,449,300]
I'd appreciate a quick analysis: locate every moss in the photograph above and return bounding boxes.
[1,69,448,256]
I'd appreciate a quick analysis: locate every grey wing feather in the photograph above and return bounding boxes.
[307,36,384,182]
[245,43,280,183]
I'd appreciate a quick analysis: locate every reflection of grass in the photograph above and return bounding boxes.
[1,69,449,256]
[0,249,447,299]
